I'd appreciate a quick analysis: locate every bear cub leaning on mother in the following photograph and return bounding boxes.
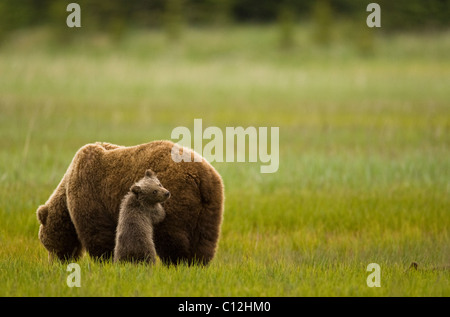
[114,169,170,264]
[36,140,224,265]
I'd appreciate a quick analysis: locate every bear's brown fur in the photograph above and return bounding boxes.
[37,140,224,265]
[114,169,169,264]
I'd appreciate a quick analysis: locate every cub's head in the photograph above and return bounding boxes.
[131,169,171,205]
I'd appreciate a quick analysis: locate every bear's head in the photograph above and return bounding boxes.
[36,204,82,262]
[131,169,171,205]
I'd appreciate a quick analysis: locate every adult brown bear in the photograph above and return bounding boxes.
[36,141,224,265]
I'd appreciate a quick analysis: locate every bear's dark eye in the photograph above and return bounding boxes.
[153,190,157,194]
[158,184,162,187]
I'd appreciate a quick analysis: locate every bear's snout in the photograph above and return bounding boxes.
[165,191,171,198]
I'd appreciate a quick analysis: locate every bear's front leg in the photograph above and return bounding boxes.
[66,200,117,260]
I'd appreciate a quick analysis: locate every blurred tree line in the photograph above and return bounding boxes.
[0,0,448,40]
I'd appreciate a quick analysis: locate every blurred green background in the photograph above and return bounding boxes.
[0,0,449,36]
[0,0,449,296]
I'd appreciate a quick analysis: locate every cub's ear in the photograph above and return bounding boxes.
[131,185,141,195]
[145,169,156,178]
[37,205,48,225]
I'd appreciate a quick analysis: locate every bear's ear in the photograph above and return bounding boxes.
[131,185,141,195]
[145,169,156,178]
[37,205,48,225]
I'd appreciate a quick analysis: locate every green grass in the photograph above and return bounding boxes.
[0,24,449,296]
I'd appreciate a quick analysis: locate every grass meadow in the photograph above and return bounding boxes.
[0,24,449,296]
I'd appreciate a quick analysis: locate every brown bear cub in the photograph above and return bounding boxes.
[114,169,170,264]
